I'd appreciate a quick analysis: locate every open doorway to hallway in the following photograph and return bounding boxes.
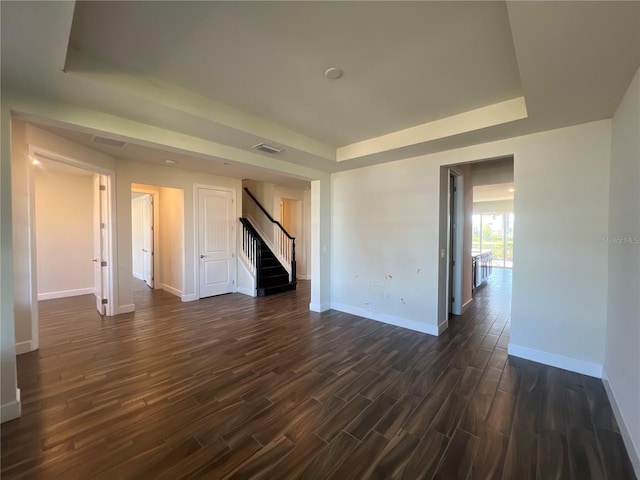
[130,183,184,303]
[33,155,115,315]
[440,157,514,325]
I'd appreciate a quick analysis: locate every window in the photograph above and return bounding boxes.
[472,212,514,268]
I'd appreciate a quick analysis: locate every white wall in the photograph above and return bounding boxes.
[471,157,514,186]
[35,169,94,298]
[604,67,640,474]
[332,160,442,334]
[1,104,20,422]
[332,120,612,376]
[11,121,39,354]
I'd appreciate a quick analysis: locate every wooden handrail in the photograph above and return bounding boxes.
[244,188,295,240]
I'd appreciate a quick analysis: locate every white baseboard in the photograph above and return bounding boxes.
[309,302,330,312]
[1,388,21,423]
[38,287,94,301]
[237,287,256,297]
[602,368,640,478]
[461,297,473,314]
[437,320,449,335]
[182,293,198,302]
[507,343,603,378]
[331,302,439,336]
[116,304,135,315]
[297,274,311,280]
[15,340,34,355]
[133,272,144,281]
[160,283,182,298]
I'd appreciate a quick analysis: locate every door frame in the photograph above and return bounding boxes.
[193,184,237,299]
[448,168,464,316]
[29,147,116,317]
[131,187,160,289]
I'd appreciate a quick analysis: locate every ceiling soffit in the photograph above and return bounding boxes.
[65,1,526,166]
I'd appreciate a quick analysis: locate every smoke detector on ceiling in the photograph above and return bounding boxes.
[91,135,127,148]
[252,143,284,154]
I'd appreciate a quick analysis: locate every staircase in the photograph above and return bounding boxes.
[239,218,296,296]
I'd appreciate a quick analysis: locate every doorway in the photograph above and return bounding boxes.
[31,149,115,317]
[438,156,514,332]
[447,169,464,317]
[131,192,155,288]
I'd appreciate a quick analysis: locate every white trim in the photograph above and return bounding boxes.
[159,283,182,298]
[297,274,311,280]
[602,368,640,478]
[116,304,135,315]
[309,302,330,312]
[15,340,34,355]
[437,320,449,335]
[181,293,198,302]
[37,287,94,301]
[237,287,256,297]
[1,389,21,423]
[461,297,473,314]
[507,343,603,378]
[331,302,439,336]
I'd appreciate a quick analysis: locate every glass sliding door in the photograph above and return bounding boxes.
[471,211,514,268]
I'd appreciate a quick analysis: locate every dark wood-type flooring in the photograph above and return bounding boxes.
[1,270,635,479]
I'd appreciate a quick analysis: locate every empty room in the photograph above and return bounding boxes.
[1,1,639,479]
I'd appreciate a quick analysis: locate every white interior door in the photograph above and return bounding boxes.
[142,194,154,288]
[93,174,108,314]
[198,187,234,298]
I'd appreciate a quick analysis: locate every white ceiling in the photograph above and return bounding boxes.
[473,183,514,203]
[1,1,639,178]
[68,1,523,147]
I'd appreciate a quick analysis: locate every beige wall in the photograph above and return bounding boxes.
[159,186,184,294]
[35,169,94,298]
[131,193,146,280]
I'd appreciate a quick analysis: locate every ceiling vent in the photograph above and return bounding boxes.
[252,143,284,154]
[91,135,127,148]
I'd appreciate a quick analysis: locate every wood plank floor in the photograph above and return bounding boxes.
[1,270,635,479]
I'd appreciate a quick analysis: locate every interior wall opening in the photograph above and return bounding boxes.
[440,156,515,330]
[130,183,184,303]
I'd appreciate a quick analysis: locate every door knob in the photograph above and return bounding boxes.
[200,255,206,259]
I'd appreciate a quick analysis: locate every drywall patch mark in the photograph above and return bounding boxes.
[400,298,406,305]
[385,274,393,280]
[416,268,421,274]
